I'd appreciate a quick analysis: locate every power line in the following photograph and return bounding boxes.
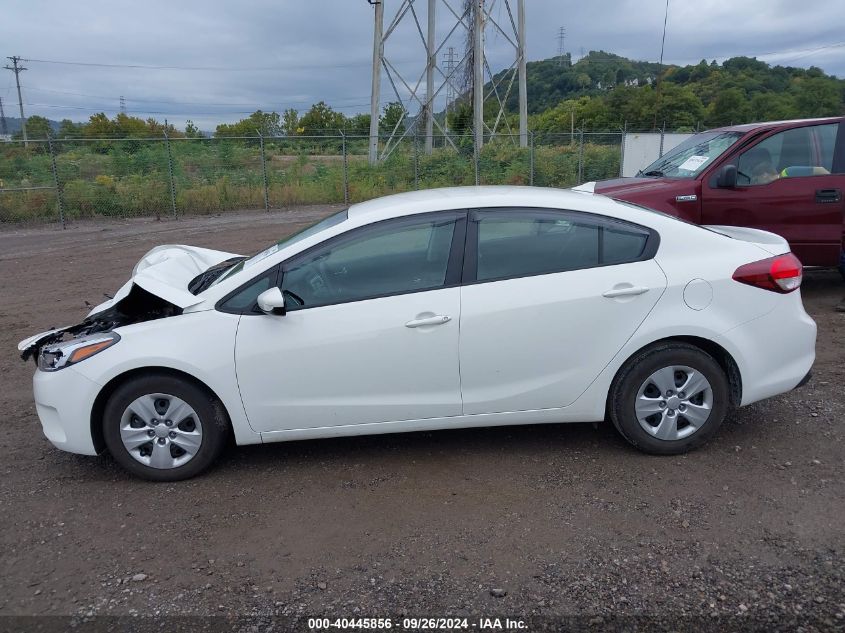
[24,102,372,116]
[21,85,371,107]
[3,56,28,146]
[23,57,406,72]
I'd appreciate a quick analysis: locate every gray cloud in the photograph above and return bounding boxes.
[2,0,843,131]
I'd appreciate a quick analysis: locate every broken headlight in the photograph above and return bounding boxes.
[38,332,121,372]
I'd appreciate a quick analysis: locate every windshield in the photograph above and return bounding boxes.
[208,209,349,288]
[639,131,744,179]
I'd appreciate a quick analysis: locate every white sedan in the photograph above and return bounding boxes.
[18,186,816,481]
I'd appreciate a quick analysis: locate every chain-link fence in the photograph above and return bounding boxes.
[0,130,638,226]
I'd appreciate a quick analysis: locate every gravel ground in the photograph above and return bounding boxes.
[0,208,843,632]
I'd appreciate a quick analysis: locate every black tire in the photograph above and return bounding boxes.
[608,342,730,455]
[102,373,230,481]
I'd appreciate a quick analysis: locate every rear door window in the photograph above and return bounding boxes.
[471,209,655,283]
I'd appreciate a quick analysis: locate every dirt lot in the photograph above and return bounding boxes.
[0,208,843,631]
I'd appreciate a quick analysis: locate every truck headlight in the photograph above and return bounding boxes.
[38,332,121,372]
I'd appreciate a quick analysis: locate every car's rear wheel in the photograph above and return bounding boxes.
[102,374,230,481]
[609,343,730,455]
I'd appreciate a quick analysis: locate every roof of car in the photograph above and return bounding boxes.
[710,116,843,134]
[346,186,615,221]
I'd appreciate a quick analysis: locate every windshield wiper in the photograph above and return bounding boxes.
[642,170,664,177]
[188,257,247,294]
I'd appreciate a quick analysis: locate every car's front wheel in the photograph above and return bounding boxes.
[102,373,230,481]
[609,342,731,455]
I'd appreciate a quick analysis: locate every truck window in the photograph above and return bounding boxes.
[736,124,838,185]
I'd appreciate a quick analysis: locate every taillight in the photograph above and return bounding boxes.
[732,253,803,293]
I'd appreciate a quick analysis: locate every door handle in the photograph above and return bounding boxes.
[602,286,649,298]
[405,315,451,328]
[816,189,841,204]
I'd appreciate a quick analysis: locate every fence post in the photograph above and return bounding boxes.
[474,143,480,186]
[577,128,585,185]
[341,131,350,204]
[47,132,66,229]
[659,122,666,158]
[413,134,419,190]
[528,130,535,186]
[619,122,627,177]
[258,131,270,212]
[163,130,177,219]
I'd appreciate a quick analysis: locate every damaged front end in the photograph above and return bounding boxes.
[19,243,243,367]
[19,285,181,365]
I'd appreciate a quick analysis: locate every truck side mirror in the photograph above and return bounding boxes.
[717,164,737,189]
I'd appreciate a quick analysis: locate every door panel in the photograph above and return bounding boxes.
[702,123,845,266]
[235,288,462,432]
[459,260,666,415]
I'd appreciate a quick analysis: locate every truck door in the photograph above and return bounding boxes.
[702,121,844,266]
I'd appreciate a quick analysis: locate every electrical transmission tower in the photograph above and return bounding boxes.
[0,96,8,136]
[3,56,28,147]
[120,95,127,115]
[557,26,566,66]
[367,0,528,164]
[443,46,456,135]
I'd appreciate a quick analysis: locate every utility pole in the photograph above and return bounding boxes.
[518,0,527,148]
[4,56,28,147]
[368,0,384,165]
[473,0,485,156]
[0,97,8,136]
[557,27,566,66]
[119,96,126,115]
[424,0,436,154]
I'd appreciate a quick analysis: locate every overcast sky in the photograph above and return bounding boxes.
[2,0,843,131]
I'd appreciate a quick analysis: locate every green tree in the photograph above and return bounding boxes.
[57,119,82,139]
[16,115,52,140]
[214,110,282,137]
[184,120,203,138]
[83,113,117,138]
[298,101,345,135]
[282,108,299,135]
[346,113,371,136]
[379,101,406,134]
[114,113,151,138]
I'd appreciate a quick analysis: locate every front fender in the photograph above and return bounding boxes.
[70,310,261,446]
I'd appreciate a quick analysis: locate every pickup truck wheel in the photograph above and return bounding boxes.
[839,249,845,282]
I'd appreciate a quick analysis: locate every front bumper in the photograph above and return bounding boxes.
[794,369,813,390]
[32,367,102,455]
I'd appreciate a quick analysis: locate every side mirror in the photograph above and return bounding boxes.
[256,287,286,316]
[717,164,737,188]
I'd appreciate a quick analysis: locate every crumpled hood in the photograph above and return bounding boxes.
[17,244,239,355]
[87,244,240,315]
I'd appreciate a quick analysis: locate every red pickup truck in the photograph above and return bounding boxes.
[584,117,845,277]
